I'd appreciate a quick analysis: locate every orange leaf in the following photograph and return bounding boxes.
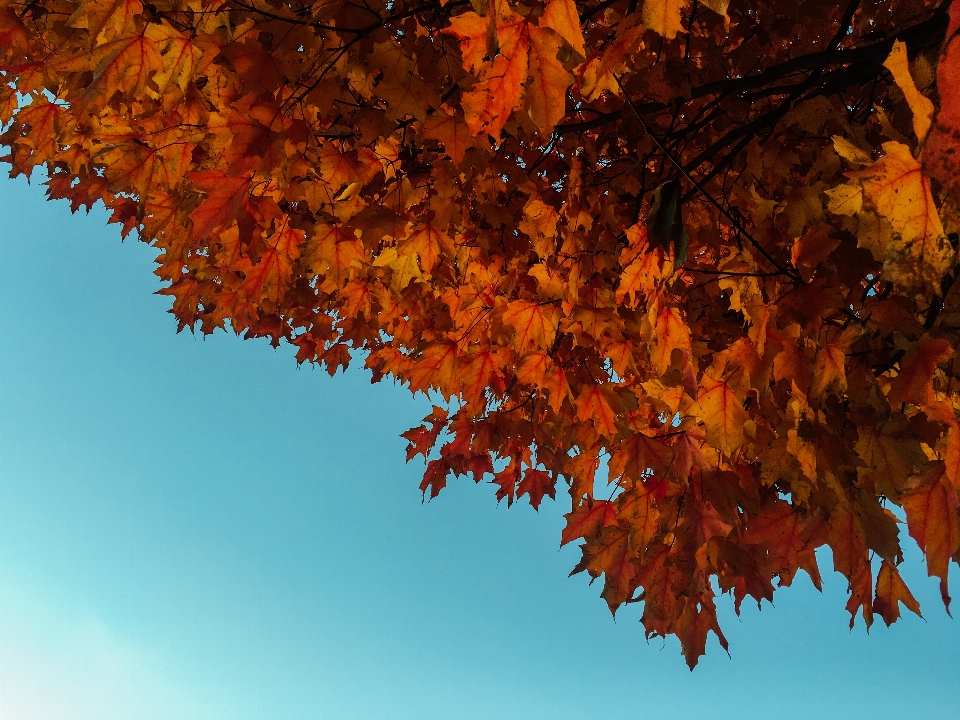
[402,223,454,273]
[561,498,617,546]
[304,225,364,288]
[571,525,636,614]
[517,468,556,509]
[853,142,951,293]
[408,341,459,399]
[617,481,663,549]
[502,300,559,351]
[608,432,676,484]
[540,0,585,57]
[677,591,728,670]
[887,335,954,408]
[883,40,934,143]
[460,349,505,406]
[873,560,922,626]
[576,384,618,438]
[236,221,305,303]
[188,172,253,239]
[525,26,573,135]
[697,374,748,456]
[922,0,960,200]
[651,306,691,375]
[423,107,474,166]
[455,11,530,140]
[643,0,688,40]
[903,465,960,596]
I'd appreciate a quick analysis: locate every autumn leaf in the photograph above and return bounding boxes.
[643,0,688,40]
[886,335,954,409]
[651,306,691,375]
[423,107,474,166]
[517,468,556,509]
[921,0,960,201]
[188,172,253,239]
[608,432,676,484]
[502,300,559,351]
[903,465,960,602]
[540,0,586,57]
[851,141,952,293]
[449,10,530,140]
[697,374,748,456]
[883,40,934,143]
[561,498,617,546]
[576,385,619,438]
[525,26,573,135]
[235,221,305,304]
[571,525,636,614]
[873,560,922,626]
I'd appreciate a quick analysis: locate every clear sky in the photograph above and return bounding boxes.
[1,172,958,720]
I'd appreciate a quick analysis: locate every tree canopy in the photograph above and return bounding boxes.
[2,0,960,667]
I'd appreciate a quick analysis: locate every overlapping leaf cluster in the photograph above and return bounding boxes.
[3,0,960,666]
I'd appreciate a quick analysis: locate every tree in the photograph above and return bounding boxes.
[2,0,959,667]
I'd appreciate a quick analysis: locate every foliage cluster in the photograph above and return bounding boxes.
[2,0,960,666]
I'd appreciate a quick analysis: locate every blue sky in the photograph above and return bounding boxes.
[1,173,958,719]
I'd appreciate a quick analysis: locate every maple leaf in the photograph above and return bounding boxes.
[677,591,728,671]
[449,10,531,140]
[851,141,952,293]
[235,221,305,304]
[903,465,960,609]
[188,173,254,239]
[921,0,960,201]
[517,468,556,509]
[502,300,559,351]
[873,560,922,627]
[540,0,586,57]
[883,40,934,144]
[697,374,748,456]
[886,336,954,409]
[423,108,474,166]
[561,498,617,546]
[609,432,676,484]
[643,0,688,40]
[651,306,691,375]
[576,385,619,439]
[525,26,573,135]
[571,524,636,614]
[617,480,664,550]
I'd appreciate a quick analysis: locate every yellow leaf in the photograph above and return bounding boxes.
[852,142,951,293]
[373,246,422,289]
[643,0,688,40]
[824,183,863,216]
[833,136,872,167]
[883,40,934,144]
[699,0,729,20]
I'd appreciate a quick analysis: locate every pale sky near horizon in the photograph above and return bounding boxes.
[1,173,959,720]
